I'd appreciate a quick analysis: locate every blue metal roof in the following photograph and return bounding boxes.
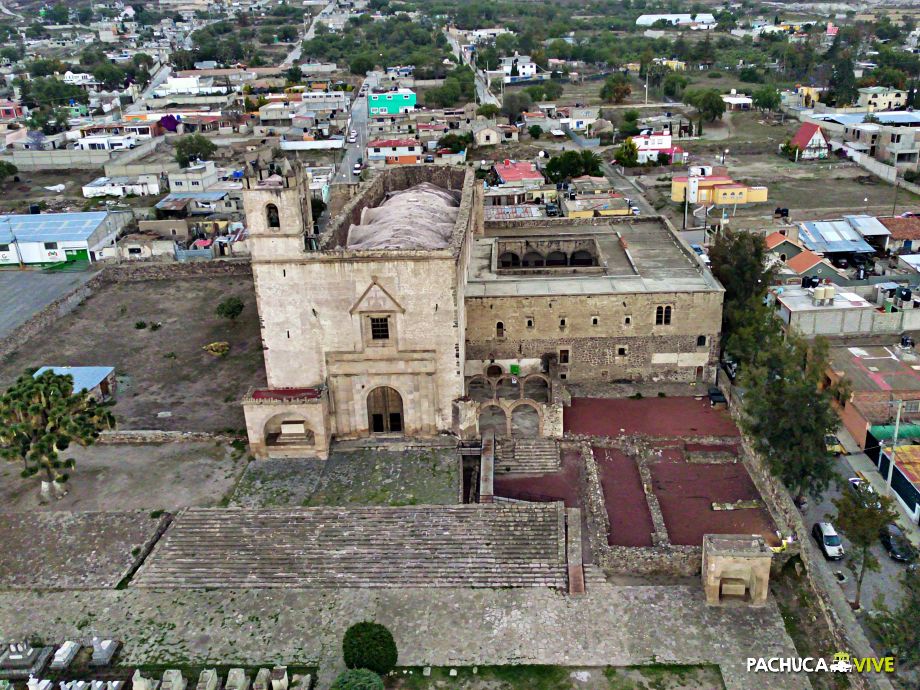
[0,212,109,244]
[33,366,114,393]
[799,220,875,254]
[813,111,920,127]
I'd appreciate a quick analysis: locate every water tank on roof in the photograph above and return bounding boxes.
[897,287,913,302]
[810,276,821,288]
[800,276,811,288]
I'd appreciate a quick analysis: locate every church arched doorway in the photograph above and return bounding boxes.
[367,386,404,433]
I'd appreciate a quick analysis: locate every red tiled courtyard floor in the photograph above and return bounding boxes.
[564,397,740,438]
[594,447,654,547]
[650,462,779,546]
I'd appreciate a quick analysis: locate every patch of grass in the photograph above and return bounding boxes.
[149,509,165,519]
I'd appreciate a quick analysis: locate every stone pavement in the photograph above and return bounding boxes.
[0,511,168,589]
[0,585,809,690]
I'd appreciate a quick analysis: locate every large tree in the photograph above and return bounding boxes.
[613,137,638,167]
[0,371,114,500]
[869,566,920,668]
[832,484,898,610]
[684,87,725,121]
[752,86,781,112]
[708,229,776,342]
[175,134,217,167]
[741,334,846,505]
[600,73,632,104]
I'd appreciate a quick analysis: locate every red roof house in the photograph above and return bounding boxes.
[789,123,830,160]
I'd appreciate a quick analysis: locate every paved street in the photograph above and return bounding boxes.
[445,32,499,106]
[0,269,97,340]
[334,72,378,183]
[803,453,910,614]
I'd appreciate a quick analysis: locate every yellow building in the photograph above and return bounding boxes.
[671,175,769,205]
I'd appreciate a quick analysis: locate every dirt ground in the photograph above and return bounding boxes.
[0,442,247,511]
[0,275,266,432]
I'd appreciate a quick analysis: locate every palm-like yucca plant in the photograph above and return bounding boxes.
[0,370,115,499]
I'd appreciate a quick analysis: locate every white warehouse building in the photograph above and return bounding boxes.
[0,211,121,265]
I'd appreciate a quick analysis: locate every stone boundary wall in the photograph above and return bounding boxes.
[0,259,252,361]
[113,512,173,588]
[728,403,892,690]
[599,544,702,577]
[98,430,243,444]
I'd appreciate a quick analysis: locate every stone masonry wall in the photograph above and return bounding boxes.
[465,291,722,383]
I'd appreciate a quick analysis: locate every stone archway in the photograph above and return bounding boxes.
[495,375,520,400]
[367,386,404,434]
[510,403,541,437]
[264,413,315,447]
[479,404,508,438]
[523,375,550,402]
[485,363,504,378]
[467,375,494,402]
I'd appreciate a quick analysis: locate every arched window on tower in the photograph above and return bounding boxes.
[266,203,280,229]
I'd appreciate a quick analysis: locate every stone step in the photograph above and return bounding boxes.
[583,565,609,588]
[494,439,561,475]
[133,505,568,590]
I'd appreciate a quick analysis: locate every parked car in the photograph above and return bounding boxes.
[708,386,727,408]
[879,523,918,562]
[847,477,882,508]
[690,244,711,266]
[825,434,845,457]
[545,203,560,217]
[812,522,846,560]
[352,163,362,175]
[347,134,357,143]
[630,206,641,216]
[424,154,435,163]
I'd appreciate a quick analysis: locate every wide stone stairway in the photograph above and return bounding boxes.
[495,439,561,474]
[133,504,569,589]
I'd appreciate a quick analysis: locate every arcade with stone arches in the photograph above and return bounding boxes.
[467,366,552,438]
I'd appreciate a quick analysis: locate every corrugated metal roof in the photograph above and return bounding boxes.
[843,214,890,237]
[0,212,109,244]
[799,220,874,254]
[33,366,114,392]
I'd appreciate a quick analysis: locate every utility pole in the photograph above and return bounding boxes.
[892,179,899,217]
[888,398,902,495]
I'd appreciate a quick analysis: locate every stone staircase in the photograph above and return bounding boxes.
[133,504,568,590]
[583,565,609,589]
[495,439,561,475]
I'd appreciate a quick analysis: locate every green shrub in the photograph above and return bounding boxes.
[330,669,384,690]
[134,321,147,329]
[342,622,398,675]
[707,71,723,78]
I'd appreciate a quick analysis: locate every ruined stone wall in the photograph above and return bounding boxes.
[465,291,722,383]
[323,166,470,250]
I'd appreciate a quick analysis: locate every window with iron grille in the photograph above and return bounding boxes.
[370,317,390,341]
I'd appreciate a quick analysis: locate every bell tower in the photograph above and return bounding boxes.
[242,158,317,261]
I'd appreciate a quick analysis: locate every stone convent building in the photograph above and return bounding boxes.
[241,160,724,458]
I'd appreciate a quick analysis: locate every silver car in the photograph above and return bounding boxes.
[812,522,845,560]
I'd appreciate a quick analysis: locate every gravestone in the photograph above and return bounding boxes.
[269,668,287,690]
[196,669,217,690]
[252,669,270,690]
[1,642,53,679]
[160,670,186,690]
[89,639,120,667]
[50,643,80,671]
[26,676,53,690]
[131,670,160,690]
[225,669,249,690]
